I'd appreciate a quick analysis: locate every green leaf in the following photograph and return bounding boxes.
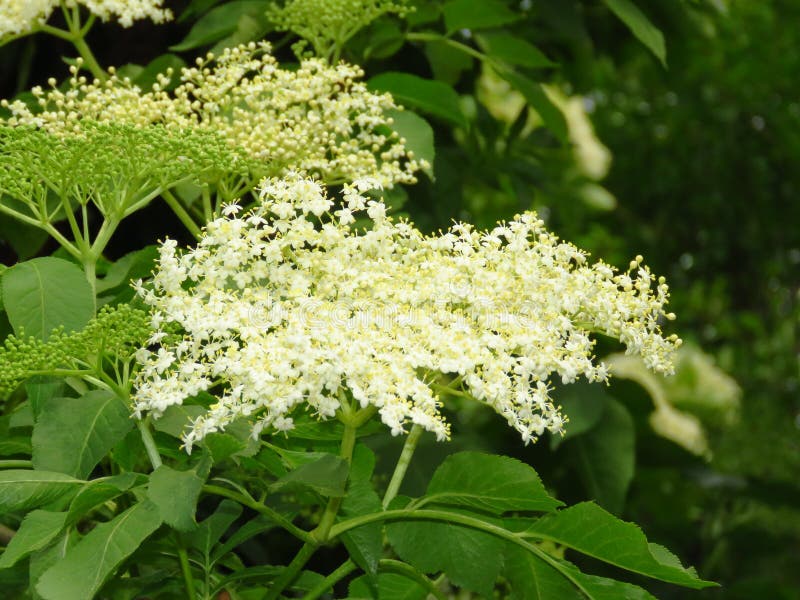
[442,0,521,34]
[188,499,243,556]
[505,543,659,599]
[386,508,504,597]
[504,544,581,600]
[476,32,556,69]
[286,413,383,440]
[0,437,31,456]
[560,561,658,600]
[170,0,270,51]
[147,463,208,531]
[32,390,133,479]
[520,502,715,589]
[0,470,83,512]
[66,473,140,525]
[35,500,163,600]
[0,510,68,569]
[369,73,467,128]
[351,443,377,482]
[339,479,383,575]
[0,216,48,261]
[386,110,435,175]
[203,432,247,464]
[360,20,405,61]
[96,246,158,295]
[211,514,276,564]
[424,452,561,514]
[29,530,77,595]
[213,565,282,590]
[132,56,187,90]
[1,257,94,341]
[178,0,225,23]
[423,39,473,85]
[270,453,349,497]
[8,402,32,428]
[499,70,567,142]
[550,382,609,449]
[152,404,205,439]
[25,377,64,421]
[348,572,427,600]
[602,0,666,66]
[571,397,634,514]
[406,1,440,27]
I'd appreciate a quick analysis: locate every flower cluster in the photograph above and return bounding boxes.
[268,0,409,57]
[2,43,424,189]
[0,121,249,224]
[0,0,170,39]
[133,175,680,452]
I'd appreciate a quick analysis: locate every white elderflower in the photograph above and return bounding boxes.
[133,175,680,452]
[2,43,424,190]
[0,0,170,38]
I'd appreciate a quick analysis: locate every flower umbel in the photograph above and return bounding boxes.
[133,175,680,452]
[0,0,171,39]
[268,0,409,58]
[2,42,424,190]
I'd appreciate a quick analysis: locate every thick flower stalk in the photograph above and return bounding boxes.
[133,175,680,452]
[2,42,424,190]
[0,0,171,39]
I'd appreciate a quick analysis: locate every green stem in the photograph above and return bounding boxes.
[406,32,488,63]
[70,32,105,80]
[89,215,120,258]
[201,186,213,223]
[136,418,162,470]
[300,559,357,600]
[27,369,92,378]
[312,416,358,542]
[429,382,474,401]
[0,460,33,469]
[35,23,75,43]
[61,3,105,80]
[174,533,197,600]
[83,259,97,314]
[329,509,590,596]
[162,189,202,239]
[379,559,447,600]
[0,203,42,228]
[264,406,367,600]
[263,542,316,600]
[202,485,314,544]
[382,424,423,509]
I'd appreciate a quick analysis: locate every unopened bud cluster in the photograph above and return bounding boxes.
[0,305,151,397]
[2,42,424,189]
[268,0,409,56]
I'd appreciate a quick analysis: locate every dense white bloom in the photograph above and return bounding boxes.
[2,43,423,189]
[133,175,680,452]
[0,0,170,38]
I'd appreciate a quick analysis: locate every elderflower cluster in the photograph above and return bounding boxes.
[0,0,170,38]
[268,0,409,57]
[2,42,423,189]
[133,175,680,452]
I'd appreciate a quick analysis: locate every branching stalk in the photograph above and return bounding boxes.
[383,424,423,509]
